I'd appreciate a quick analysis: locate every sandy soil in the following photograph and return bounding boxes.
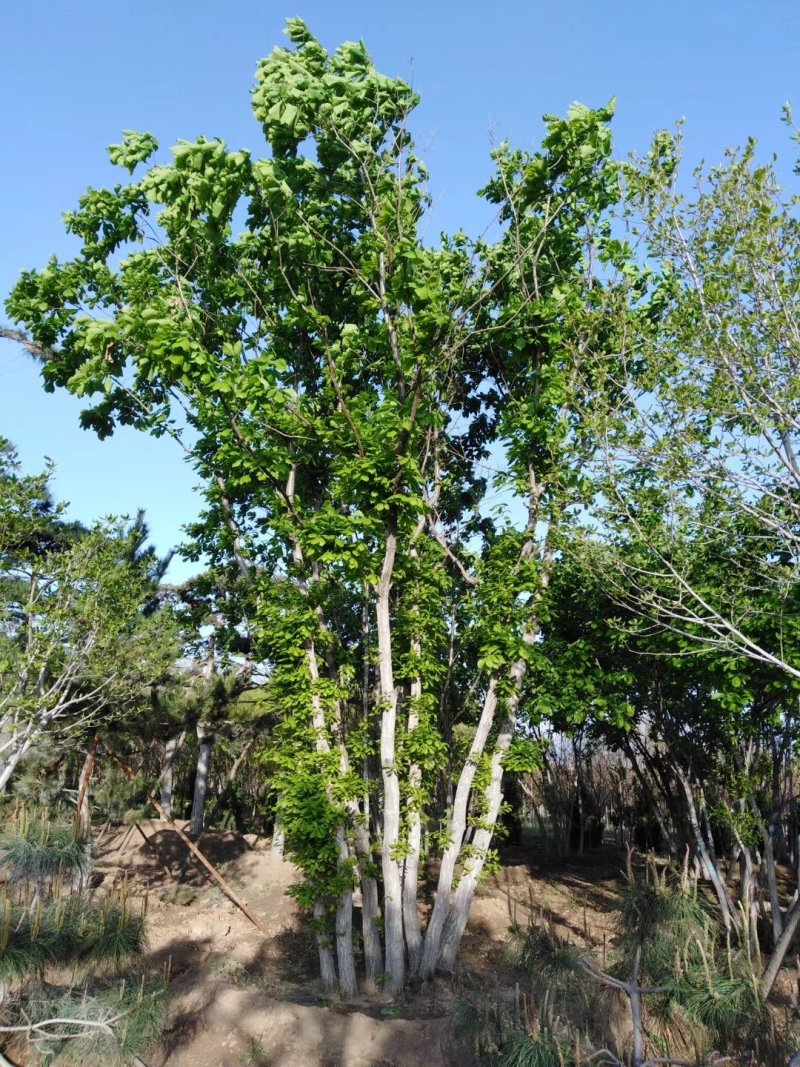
[92,826,625,1067]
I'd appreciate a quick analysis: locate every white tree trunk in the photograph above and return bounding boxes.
[678,771,738,932]
[763,821,783,946]
[0,736,32,793]
[190,725,213,836]
[271,808,285,857]
[375,530,406,993]
[346,802,383,990]
[314,898,338,991]
[402,663,423,975]
[423,606,536,977]
[762,892,800,999]
[335,826,357,996]
[160,733,182,819]
[307,639,358,994]
[437,717,515,971]
[419,678,499,979]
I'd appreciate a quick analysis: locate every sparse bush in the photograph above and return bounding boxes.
[0,806,165,1065]
[0,815,90,889]
[462,860,792,1067]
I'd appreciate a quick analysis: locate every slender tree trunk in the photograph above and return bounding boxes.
[436,648,528,973]
[375,527,406,993]
[0,736,32,792]
[160,733,182,820]
[75,743,95,843]
[764,819,783,946]
[271,809,285,857]
[307,638,358,994]
[419,677,499,979]
[334,826,357,996]
[735,832,758,957]
[437,718,515,972]
[762,893,800,999]
[345,801,383,990]
[190,724,213,836]
[576,783,585,856]
[629,949,645,1067]
[624,738,675,857]
[313,898,338,992]
[402,648,424,976]
[677,771,738,932]
[73,738,98,890]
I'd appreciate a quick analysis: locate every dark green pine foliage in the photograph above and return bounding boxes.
[0,810,164,1064]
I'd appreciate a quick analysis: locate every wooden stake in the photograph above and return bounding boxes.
[133,823,172,881]
[107,748,268,936]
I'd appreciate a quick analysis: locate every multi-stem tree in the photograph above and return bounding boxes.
[6,21,641,992]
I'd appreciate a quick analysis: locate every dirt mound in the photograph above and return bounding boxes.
[92,832,624,1066]
[97,822,254,887]
[158,986,450,1067]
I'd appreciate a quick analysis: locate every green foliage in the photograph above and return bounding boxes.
[450,991,576,1067]
[0,891,146,982]
[3,979,167,1065]
[505,923,580,994]
[504,863,780,1061]
[0,817,90,887]
[2,16,682,989]
[91,769,154,825]
[0,803,162,1065]
[0,447,181,790]
[616,866,712,982]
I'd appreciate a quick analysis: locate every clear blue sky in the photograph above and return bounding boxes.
[2,0,798,581]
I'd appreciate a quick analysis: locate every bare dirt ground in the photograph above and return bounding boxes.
[93,826,626,1067]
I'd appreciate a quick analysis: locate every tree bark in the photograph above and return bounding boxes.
[677,771,738,932]
[375,527,406,993]
[0,736,32,792]
[75,740,96,843]
[629,949,645,1067]
[437,726,513,971]
[762,893,800,999]
[190,724,213,836]
[419,677,499,979]
[345,801,383,990]
[334,826,357,996]
[271,809,285,857]
[763,819,783,946]
[402,650,424,976]
[306,638,358,994]
[160,732,182,820]
[436,649,528,973]
[313,898,338,992]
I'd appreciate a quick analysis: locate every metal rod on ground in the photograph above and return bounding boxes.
[106,748,268,937]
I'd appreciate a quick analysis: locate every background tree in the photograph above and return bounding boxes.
[593,122,800,680]
[0,442,180,791]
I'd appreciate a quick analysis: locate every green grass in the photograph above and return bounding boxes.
[240,1035,268,1064]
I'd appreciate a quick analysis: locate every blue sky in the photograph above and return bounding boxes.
[2,0,798,581]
